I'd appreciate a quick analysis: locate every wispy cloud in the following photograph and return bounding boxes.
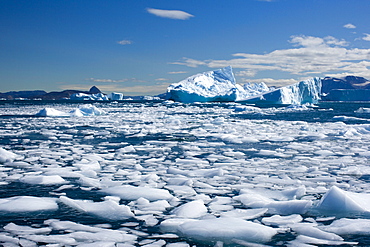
[168,71,188,74]
[117,40,133,45]
[147,8,194,20]
[87,78,145,83]
[173,35,370,80]
[344,23,356,29]
[363,33,370,41]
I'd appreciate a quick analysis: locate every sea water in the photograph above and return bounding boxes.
[0,100,370,246]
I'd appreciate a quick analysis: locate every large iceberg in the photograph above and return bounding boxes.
[243,77,322,105]
[166,66,270,103]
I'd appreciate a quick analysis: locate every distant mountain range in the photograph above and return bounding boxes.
[0,86,102,100]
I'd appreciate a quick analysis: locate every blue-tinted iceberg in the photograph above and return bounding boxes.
[242,77,322,105]
[70,93,109,101]
[108,92,124,101]
[166,66,270,103]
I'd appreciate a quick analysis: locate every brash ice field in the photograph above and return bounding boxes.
[1,67,370,246]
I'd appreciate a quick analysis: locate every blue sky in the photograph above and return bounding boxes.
[1,0,370,95]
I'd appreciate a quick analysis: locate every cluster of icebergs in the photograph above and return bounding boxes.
[166,66,369,104]
[70,92,124,101]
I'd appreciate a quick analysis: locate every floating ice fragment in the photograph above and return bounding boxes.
[0,148,17,163]
[234,190,312,215]
[20,175,67,185]
[75,104,106,116]
[102,185,174,201]
[172,200,207,218]
[35,107,69,117]
[289,235,357,246]
[220,208,268,220]
[320,218,370,236]
[4,222,52,235]
[262,214,303,226]
[59,196,134,220]
[355,107,370,113]
[291,224,343,241]
[316,186,370,214]
[177,218,277,244]
[0,196,58,212]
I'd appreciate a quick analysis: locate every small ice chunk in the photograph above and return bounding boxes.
[220,208,268,220]
[0,196,58,212]
[316,186,370,214]
[320,218,370,236]
[20,175,67,185]
[172,200,207,218]
[160,219,198,233]
[59,196,134,220]
[4,222,52,235]
[74,104,106,116]
[177,218,277,244]
[234,192,312,215]
[0,148,17,163]
[262,214,303,226]
[102,185,174,201]
[35,108,69,117]
[292,224,343,241]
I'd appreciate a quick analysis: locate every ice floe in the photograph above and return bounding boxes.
[0,196,58,212]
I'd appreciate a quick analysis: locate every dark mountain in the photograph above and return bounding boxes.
[0,86,103,100]
[89,86,102,94]
[322,76,370,94]
[0,90,47,100]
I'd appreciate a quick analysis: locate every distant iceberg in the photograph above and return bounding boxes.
[242,77,322,105]
[167,67,370,104]
[166,66,270,103]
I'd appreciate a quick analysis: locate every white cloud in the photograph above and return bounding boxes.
[235,70,257,77]
[147,8,194,20]
[155,78,169,81]
[363,33,370,41]
[87,78,145,83]
[344,23,356,29]
[117,40,132,45]
[173,35,370,80]
[168,71,187,74]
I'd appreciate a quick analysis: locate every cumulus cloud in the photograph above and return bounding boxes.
[344,23,356,29]
[147,8,194,20]
[117,40,133,45]
[173,35,370,79]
